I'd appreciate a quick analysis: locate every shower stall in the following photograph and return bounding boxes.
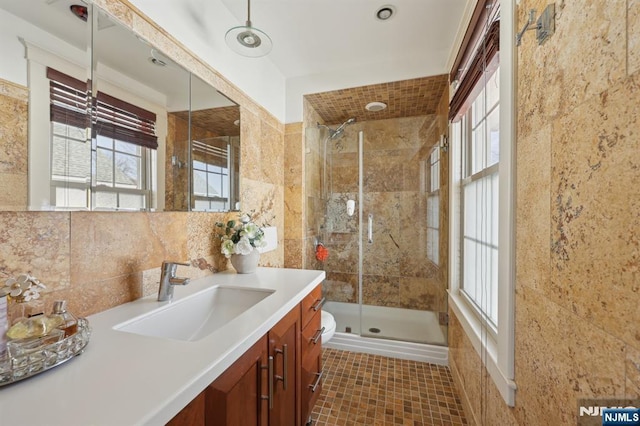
[305,115,448,363]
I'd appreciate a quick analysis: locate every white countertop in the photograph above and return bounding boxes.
[0,267,325,426]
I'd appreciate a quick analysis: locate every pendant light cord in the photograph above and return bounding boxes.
[245,0,252,27]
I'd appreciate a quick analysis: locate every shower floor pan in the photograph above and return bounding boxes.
[323,301,446,346]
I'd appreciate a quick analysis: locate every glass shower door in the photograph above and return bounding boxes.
[310,117,447,346]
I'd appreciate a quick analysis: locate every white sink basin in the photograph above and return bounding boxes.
[114,286,275,342]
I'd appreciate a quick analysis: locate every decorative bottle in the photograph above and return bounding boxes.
[51,300,78,337]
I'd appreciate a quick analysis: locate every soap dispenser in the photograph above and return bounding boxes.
[51,300,78,337]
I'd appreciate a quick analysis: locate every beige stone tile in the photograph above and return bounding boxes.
[626,344,640,398]
[548,72,640,348]
[50,273,143,318]
[0,212,70,291]
[324,233,359,275]
[0,78,28,101]
[513,286,626,425]
[93,0,133,27]
[323,272,358,303]
[362,274,399,307]
[240,108,262,182]
[629,0,640,76]
[70,212,188,283]
[0,173,27,211]
[187,211,228,271]
[283,239,303,269]
[515,124,551,293]
[259,121,284,186]
[517,0,627,139]
[0,92,28,175]
[398,277,445,312]
[284,185,303,239]
[239,178,284,267]
[284,126,303,184]
[448,312,482,423]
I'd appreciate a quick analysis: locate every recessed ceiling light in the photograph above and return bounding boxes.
[375,5,396,21]
[365,102,388,112]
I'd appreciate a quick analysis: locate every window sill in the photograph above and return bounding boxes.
[448,290,516,406]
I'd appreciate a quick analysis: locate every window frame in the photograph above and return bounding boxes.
[91,134,152,211]
[447,0,516,407]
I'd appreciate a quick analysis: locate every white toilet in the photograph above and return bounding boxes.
[321,310,336,344]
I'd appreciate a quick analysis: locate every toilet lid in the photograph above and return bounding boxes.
[321,311,336,331]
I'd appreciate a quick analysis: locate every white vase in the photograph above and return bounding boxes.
[230,248,260,274]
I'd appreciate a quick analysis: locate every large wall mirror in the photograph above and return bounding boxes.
[0,0,240,212]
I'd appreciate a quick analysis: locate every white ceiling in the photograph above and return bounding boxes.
[131,0,473,122]
[221,0,470,79]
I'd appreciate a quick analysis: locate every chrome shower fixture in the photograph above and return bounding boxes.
[317,118,356,140]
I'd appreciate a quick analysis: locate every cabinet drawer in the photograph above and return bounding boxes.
[300,348,323,423]
[301,284,323,329]
[301,309,322,359]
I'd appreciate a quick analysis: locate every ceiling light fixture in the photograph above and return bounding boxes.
[365,102,387,112]
[225,0,272,58]
[375,5,396,21]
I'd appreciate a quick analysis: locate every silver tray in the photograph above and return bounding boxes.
[0,317,91,386]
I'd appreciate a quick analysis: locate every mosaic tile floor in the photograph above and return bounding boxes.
[311,348,467,425]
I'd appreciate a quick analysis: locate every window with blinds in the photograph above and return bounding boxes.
[47,67,156,210]
[192,137,233,212]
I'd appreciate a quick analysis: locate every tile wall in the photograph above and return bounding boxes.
[0,79,28,211]
[449,1,640,424]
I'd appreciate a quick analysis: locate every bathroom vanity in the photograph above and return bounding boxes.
[0,268,325,425]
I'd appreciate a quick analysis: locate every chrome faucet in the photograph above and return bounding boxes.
[157,261,191,301]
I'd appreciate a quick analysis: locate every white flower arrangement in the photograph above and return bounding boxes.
[1,274,46,302]
[215,212,268,258]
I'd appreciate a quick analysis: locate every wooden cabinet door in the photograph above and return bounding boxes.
[167,391,205,426]
[206,335,269,426]
[268,307,300,426]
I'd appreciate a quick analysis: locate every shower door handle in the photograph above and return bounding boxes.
[368,214,373,243]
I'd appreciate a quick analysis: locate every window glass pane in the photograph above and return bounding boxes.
[115,153,140,188]
[222,174,229,197]
[97,135,112,149]
[193,160,206,170]
[486,68,500,110]
[490,247,499,325]
[96,148,113,186]
[193,170,207,196]
[55,186,87,209]
[463,238,477,302]
[95,191,117,209]
[472,87,485,126]
[210,200,227,211]
[115,140,139,155]
[472,121,486,174]
[492,173,499,245]
[119,193,145,210]
[487,106,500,167]
[463,181,477,239]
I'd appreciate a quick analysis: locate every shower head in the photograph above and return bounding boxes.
[317,118,356,140]
[335,117,356,133]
